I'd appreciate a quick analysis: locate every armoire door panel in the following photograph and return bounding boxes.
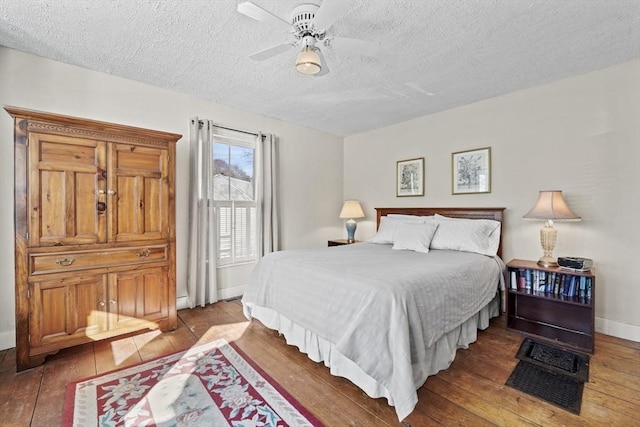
[117,149,162,171]
[140,269,169,320]
[28,133,106,247]
[108,267,168,330]
[115,175,140,236]
[75,171,104,237]
[107,144,168,242]
[144,176,162,233]
[29,275,108,348]
[39,138,103,166]
[31,284,66,346]
[39,170,66,239]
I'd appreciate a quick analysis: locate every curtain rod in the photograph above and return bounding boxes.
[197,120,261,137]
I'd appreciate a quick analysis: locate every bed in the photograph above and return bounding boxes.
[242,207,506,422]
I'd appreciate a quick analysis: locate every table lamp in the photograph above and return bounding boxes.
[523,190,581,267]
[339,200,365,243]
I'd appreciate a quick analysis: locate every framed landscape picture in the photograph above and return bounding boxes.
[396,157,424,197]
[452,147,491,194]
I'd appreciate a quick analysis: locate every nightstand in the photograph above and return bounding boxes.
[328,239,360,247]
[505,259,595,353]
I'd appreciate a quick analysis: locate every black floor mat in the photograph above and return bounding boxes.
[515,338,590,382]
[506,339,590,414]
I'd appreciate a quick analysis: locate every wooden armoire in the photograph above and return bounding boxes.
[6,107,182,371]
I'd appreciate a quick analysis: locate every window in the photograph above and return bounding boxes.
[212,128,257,266]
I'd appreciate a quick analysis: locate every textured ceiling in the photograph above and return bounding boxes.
[1,0,639,137]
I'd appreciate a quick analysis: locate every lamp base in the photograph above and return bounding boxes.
[537,222,558,267]
[537,256,558,267]
[345,219,357,243]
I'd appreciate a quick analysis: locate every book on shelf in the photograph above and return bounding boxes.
[564,275,576,297]
[517,269,526,290]
[508,266,592,302]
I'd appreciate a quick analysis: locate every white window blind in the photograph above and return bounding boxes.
[212,126,257,266]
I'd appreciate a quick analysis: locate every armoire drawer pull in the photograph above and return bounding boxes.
[55,258,75,266]
[137,249,151,258]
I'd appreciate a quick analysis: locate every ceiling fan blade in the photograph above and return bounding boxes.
[314,48,330,77]
[249,43,295,61]
[328,36,379,57]
[312,0,354,32]
[237,1,293,32]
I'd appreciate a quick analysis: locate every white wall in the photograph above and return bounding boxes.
[344,60,640,342]
[0,47,344,350]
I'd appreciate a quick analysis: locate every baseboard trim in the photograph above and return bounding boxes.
[175,286,245,311]
[0,330,16,351]
[595,317,640,343]
[218,285,245,301]
[176,295,190,311]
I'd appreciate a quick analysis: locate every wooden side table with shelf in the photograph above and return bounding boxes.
[505,259,595,354]
[327,239,360,247]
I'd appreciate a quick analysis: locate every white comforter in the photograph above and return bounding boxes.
[242,243,503,421]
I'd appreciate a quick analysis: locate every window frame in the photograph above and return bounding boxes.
[211,127,258,267]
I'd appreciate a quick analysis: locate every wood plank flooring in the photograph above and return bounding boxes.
[0,300,638,426]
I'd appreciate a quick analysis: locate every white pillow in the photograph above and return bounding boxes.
[368,215,426,244]
[430,214,501,256]
[392,221,439,253]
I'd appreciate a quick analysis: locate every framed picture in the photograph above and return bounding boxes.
[396,157,424,197]
[452,147,491,194]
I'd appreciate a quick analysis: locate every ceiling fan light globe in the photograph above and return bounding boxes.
[295,47,321,75]
[296,62,321,75]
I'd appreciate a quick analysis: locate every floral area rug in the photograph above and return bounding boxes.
[63,338,324,426]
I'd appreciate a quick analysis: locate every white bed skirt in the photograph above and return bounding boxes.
[243,293,500,421]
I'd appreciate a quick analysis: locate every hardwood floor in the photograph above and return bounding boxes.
[0,300,638,426]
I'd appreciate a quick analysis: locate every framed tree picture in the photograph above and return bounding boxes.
[396,157,424,197]
[452,147,491,194]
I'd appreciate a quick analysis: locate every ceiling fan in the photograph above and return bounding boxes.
[237,1,379,76]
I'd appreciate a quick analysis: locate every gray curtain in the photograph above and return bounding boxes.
[186,118,218,307]
[256,132,279,256]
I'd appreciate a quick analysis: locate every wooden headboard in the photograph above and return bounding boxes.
[375,207,506,257]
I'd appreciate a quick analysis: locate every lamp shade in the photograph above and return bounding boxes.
[523,190,581,222]
[523,190,580,267]
[339,200,365,219]
[295,47,321,75]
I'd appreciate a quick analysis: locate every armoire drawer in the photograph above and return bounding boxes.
[29,245,168,275]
